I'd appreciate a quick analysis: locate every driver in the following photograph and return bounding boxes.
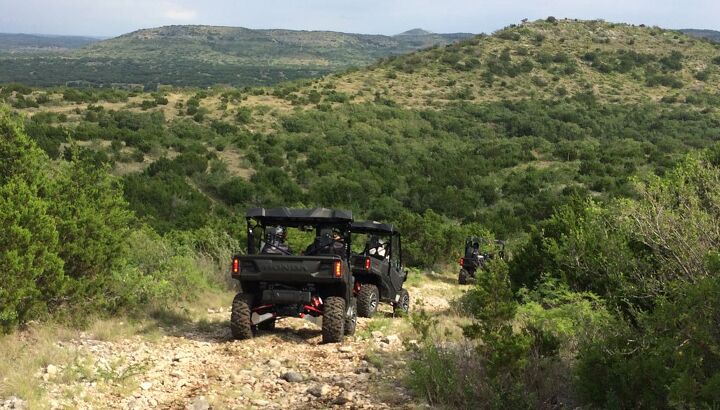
[305,229,346,256]
[465,240,481,267]
[329,232,347,256]
[261,226,293,255]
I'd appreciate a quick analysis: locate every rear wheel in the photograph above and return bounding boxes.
[393,289,410,316]
[230,293,253,340]
[322,296,345,343]
[344,297,357,336]
[357,284,379,318]
[458,269,469,285]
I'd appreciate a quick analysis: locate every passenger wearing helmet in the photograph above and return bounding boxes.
[261,226,293,255]
[365,236,389,260]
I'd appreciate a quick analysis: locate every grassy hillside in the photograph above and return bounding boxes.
[0,25,473,87]
[3,19,720,240]
[328,18,720,106]
[0,33,100,53]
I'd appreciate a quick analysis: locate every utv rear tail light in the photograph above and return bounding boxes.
[334,260,343,278]
[232,257,240,274]
[364,257,371,271]
[458,258,464,266]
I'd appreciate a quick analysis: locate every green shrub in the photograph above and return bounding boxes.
[0,178,65,332]
[577,274,720,408]
[48,148,133,301]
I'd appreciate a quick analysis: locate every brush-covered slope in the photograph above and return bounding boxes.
[0,25,473,87]
[0,33,100,53]
[3,19,720,239]
[321,19,720,106]
[681,29,720,43]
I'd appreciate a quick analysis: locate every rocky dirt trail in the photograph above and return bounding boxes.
[3,274,460,410]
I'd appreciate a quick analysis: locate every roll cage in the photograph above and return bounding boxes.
[350,220,402,266]
[245,207,354,259]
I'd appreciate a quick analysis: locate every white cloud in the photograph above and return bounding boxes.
[164,5,197,21]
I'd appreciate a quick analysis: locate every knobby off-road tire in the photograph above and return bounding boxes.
[322,296,346,343]
[394,289,410,316]
[344,297,357,336]
[357,284,379,318]
[458,269,470,285]
[230,293,254,340]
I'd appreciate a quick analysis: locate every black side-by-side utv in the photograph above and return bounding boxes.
[458,237,506,284]
[349,220,410,317]
[230,207,357,343]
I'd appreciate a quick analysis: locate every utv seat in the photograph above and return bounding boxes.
[305,233,345,256]
[261,242,293,255]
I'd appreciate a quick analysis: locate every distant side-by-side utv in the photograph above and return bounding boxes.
[458,237,506,284]
[349,221,410,317]
[230,207,357,343]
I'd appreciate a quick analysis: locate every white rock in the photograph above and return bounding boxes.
[338,345,353,353]
[370,331,384,339]
[127,398,145,410]
[333,391,355,405]
[189,396,209,410]
[307,384,331,397]
[267,359,282,368]
[45,364,58,375]
[381,334,400,344]
[251,399,269,407]
[140,381,152,390]
[3,396,27,410]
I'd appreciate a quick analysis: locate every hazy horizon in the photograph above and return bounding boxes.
[0,0,718,38]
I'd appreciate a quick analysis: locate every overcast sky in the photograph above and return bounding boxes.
[0,0,718,37]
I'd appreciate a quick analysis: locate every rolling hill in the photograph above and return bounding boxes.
[0,25,473,88]
[0,33,100,53]
[3,18,720,238]
[681,29,720,43]
[323,19,720,106]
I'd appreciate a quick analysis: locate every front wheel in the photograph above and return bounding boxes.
[230,293,254,340]
[322,296,346,343]
[393,289,410,316]
[357,284,379,318]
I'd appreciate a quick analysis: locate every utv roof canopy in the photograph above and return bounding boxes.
[246,207,353,225]
[350,220,398,235]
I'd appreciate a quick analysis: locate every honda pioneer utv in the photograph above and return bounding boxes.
[230,207,357,343]
[349,221,410,318]
[458,237,506,284]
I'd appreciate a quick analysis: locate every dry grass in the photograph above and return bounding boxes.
[0,288,235,406]
[0,324,78,405]
[214,148,254,180]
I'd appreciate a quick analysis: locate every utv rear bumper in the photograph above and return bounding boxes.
[261,289,312,304]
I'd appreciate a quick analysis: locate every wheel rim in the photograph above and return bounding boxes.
[348,304,357,328]
[401,294,409,311]
[369,292,378,312]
